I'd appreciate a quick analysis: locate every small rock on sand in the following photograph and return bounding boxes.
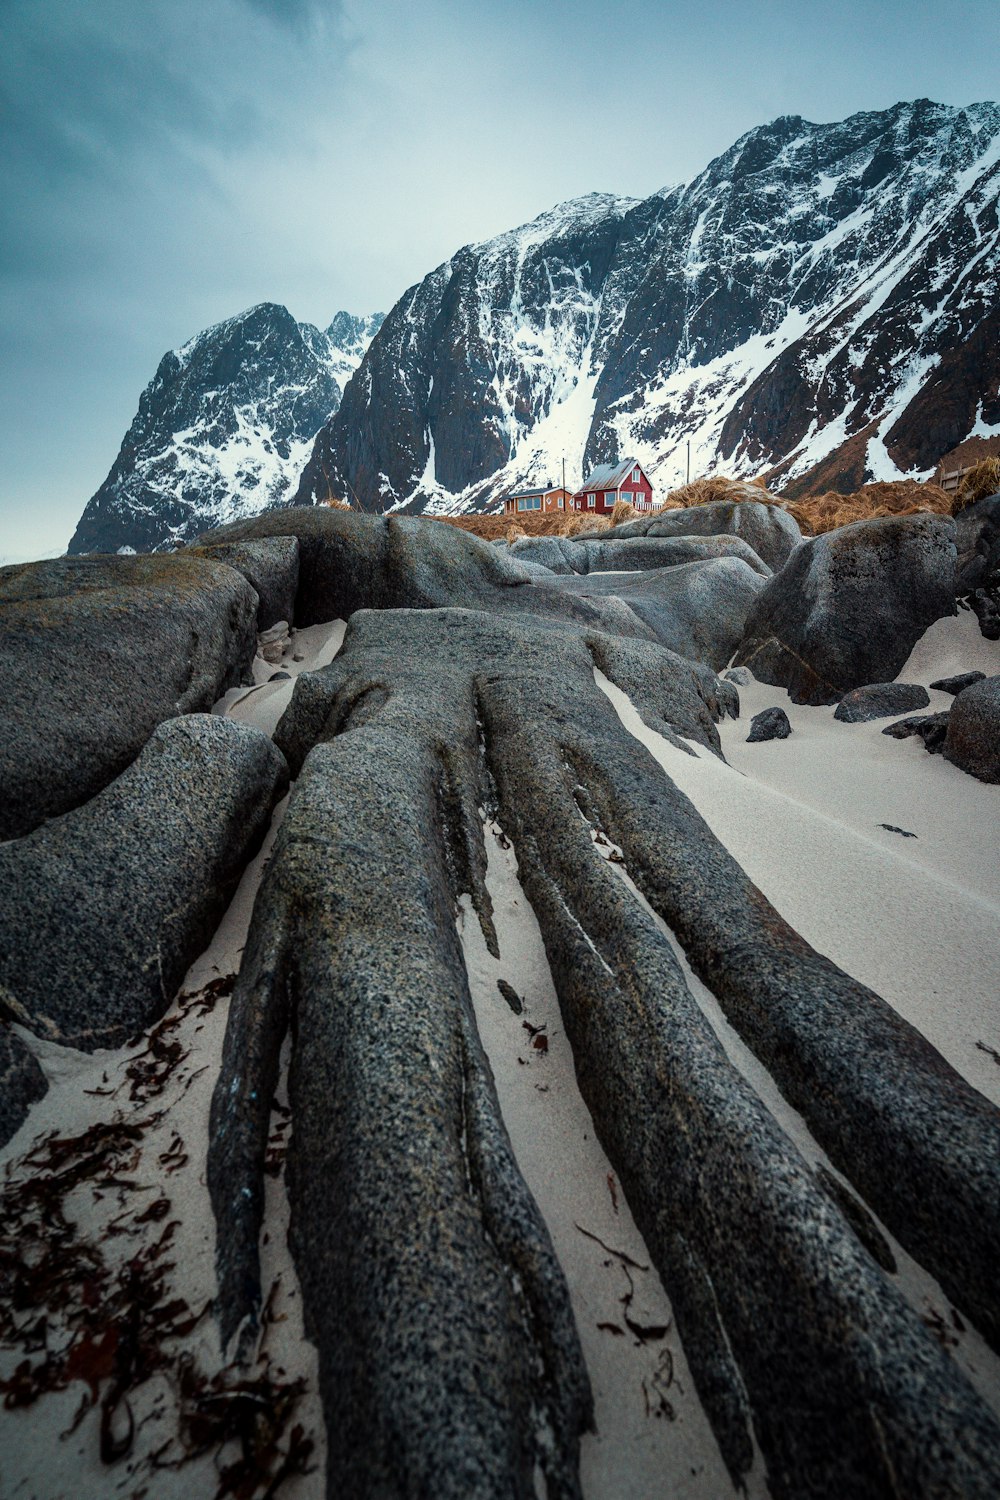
[747,706,792,742]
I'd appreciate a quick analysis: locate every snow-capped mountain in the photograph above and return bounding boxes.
[297,98,1000,513]
[68,303,384,553]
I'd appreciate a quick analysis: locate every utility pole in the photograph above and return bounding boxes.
[686,441,690,486]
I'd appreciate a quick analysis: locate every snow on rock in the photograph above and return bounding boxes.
[69,304,384,554]
[301,99,1000,514]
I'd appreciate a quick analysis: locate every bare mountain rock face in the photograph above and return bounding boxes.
[299,99,1000,517]
[69,304,383,553]
[72,102,999,555]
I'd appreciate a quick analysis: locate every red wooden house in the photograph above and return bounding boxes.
[572,459,655,515]
[502,484,575,517]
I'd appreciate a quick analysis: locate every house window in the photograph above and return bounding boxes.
[531,495,541,510]
[633,468,640,483]
[605,492,615,506]
[588,494,596,508]
[557,496,564,508]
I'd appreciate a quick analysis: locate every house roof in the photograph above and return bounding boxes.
[506,483,570,499]
[576,458,647,493]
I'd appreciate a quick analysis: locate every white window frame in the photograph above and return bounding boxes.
[633,468,640,483]
[588,494,596,508]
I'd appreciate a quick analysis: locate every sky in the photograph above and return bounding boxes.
[2,0,999,561]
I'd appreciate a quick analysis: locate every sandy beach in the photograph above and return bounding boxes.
[2,601,998,1499]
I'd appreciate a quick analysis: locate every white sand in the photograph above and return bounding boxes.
[0,796,325,1500]
[597,610,1000,1107]
[459,822,758,1500]
[215,620,347,737]
[593,609,1000,1417]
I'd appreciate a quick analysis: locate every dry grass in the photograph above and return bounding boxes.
[319,496,353,510]
[608,499,639,526]
[660,474,779,509]
[435,510,613,542]
[430,468,962,545]
[784,479,953,535]
[954,457,1000,511]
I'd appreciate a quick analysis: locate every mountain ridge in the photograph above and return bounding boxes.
[70,99,1000,551]
[297,97,1000,516]
[68,303,384,553]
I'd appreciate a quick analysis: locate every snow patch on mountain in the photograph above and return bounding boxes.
[69,303,384,553]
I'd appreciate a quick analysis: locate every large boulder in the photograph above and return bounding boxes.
[252,606,1000,1497]
[834,682,930,723]
[955,492,1000,595]
[614,500,801,570]
[188,535,300,629]
[537,557,766,669]
[202,507,674,647]
[734,515,957,704]
[944,675,1000,783]
[0,553,259,839]
[0,715,288,1051]
[201,507,539,623]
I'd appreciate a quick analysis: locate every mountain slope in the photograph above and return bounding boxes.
[69,304,383,553]
[297,98,1000,514]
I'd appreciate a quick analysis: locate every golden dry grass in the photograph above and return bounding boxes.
[660,475,778,509]
[430,469,960,544]
[954,456,1000,511]
[435,510,613,542]
[608,499,639,526]
[785,480,953,535]
[319,496,353,510]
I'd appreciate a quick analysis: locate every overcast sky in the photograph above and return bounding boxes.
[2,0,999,561]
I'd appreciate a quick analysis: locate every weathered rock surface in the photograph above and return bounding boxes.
[202,506,770,665]
[955,492,1000,595]
[240,606,1000,1500]
[882,712,951,754]
[930,670,987,695]
[210,622,594,1498]
[537,558,766,669]
[0,554,259,840]
[0,716,287,1051]
[201,506,538,622]
[834,682,931,722]
[944,674,1000,782]
[511,531,771,577]
[187,536,300,629]
[724,664,754,686]
[734,514,957,703]
[747,706,792,741]
[614,499,801,570]
[0,1024,48,1149]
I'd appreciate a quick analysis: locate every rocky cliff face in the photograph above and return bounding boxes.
[71,100,1000,550]
[297,98,1000,513]
[69,304,383,553]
